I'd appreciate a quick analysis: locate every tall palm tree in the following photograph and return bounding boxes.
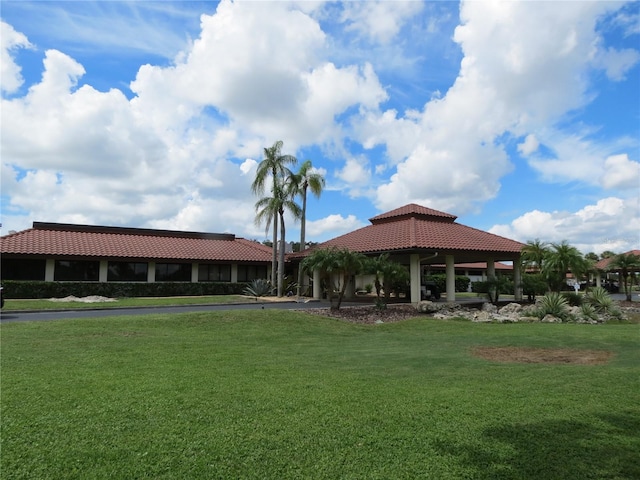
[251,141,297,293]
[276,175,301,297]
[608,252,640,301]
[290,159,325,296]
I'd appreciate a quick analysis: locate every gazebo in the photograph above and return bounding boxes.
[293,204,525,303]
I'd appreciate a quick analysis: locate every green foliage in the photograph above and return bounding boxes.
[2,313,639,479]
[2,280,247,299]
[302,247,366,309]
[374,297,387,310]
[472,276,514,304]
[364,283,373,294]
[243,279,273,297]
[521,273,548,301]
[425,274,470,293]
[536,292,570,321]
[585,287,622,319]
[579,303,599,322]
[562,292,583,306]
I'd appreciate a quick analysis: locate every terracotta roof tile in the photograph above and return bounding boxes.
[292,204,524,259]
[1,224,272,263]
[594,250,640,270]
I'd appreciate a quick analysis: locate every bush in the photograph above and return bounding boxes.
[243,279,272,297]
[426,275,470,293]
[562,292,583,306]
[536,292,570,321]
[585,287,622,319]
[1,281,249,299]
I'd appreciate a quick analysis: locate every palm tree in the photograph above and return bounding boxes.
[290,159,325,296]
[251,141,297,294]
[302,247,365,310]
[608,252,640,301]
[276,175,301,297]
[543,241,588,292]
[521,239,549,273]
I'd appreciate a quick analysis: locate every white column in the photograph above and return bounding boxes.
[410,253,421,304]
[191,263,199,283]
[45,259,55,282]
[99,261,108,283]
[486,258,495,279]
[231,264,238,283]
[446,255,455,302]
[596,272,602,287]
[147,262,156,283]
[513,259,522,301]
[313,270,321,300]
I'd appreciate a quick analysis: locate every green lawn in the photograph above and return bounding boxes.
[2,311,639,479]
[2,295,254,311]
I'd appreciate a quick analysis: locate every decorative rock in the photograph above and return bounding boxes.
[482,303,498,313]
[541,314,561,323]
[499,303,522,315]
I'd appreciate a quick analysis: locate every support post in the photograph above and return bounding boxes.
[446,255,455,302]
[410,254,421,304]
[313,270,321,300]
[513,258,522,301]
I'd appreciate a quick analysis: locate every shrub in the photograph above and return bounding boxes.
[243,279,272,298]
[585,287,622,319]
[579,303,598,322]
[536,292,570,321]
[562,292,583,306]
[1,281,248,299]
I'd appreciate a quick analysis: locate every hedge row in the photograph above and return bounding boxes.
[424,274,471,293]
[1,281,249,299]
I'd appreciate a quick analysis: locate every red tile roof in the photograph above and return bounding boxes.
[1,223,273,263]
[594,250,640,270]
[291,203,524,260]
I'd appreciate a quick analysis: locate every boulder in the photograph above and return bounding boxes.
[541,314,561,323]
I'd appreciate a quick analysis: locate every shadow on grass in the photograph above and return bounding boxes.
[437,411,640,479]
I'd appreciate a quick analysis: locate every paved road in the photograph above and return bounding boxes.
[0,300,335,323]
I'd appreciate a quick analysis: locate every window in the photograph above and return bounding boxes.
[155,263,192,282]
[108,262,148,282]
[198,264,231,282]
[54,260,100,281]
[1,258,46,280]
[237,265,267,282]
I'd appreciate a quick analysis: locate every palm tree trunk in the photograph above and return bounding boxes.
[278,210,286,297]
[296,188,307,296]
[271,214,277,294]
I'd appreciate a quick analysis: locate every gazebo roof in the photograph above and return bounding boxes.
[292,203,524,262]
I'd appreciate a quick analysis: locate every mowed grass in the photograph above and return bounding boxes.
[2,311,639,479]
[2,295,252,311]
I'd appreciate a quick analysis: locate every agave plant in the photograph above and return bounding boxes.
[536,292,570,321]
[243,278,273,298]
[579,303,598,322]
[585,287,622,318]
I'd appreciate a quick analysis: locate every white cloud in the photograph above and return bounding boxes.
[600,154,640,190]
[1,21,33,94]
[518,134,539,156]
[340,1,424,44]
[489,197,640,254]
[363,0,634,215]
[591,46,640,81]
[306,214,365,239]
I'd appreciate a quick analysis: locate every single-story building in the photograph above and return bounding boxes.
[0,222,273,284]
[1,204,526,304]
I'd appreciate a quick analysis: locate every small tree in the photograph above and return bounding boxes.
[302,247,366,310]
[608,253,640,302]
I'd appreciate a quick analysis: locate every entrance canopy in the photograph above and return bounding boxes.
[292,203,525,302]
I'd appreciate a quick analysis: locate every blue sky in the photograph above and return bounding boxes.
[1,0,639,255]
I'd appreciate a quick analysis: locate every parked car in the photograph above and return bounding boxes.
[421,281,441,300]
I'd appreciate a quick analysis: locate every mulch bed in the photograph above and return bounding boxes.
[471,346,614,365]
